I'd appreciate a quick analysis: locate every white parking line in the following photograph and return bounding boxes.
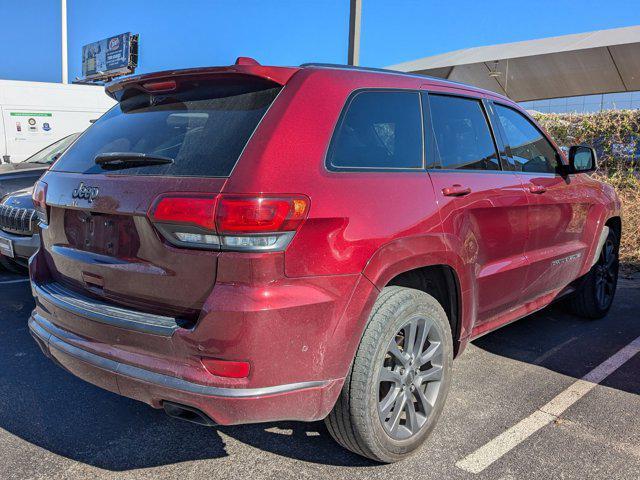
[456,335,640,474]
[0,278,30,285]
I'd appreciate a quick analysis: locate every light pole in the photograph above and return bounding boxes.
[61,0,68,83]
[348,0,361,66]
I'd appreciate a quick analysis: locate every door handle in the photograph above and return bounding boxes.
[442,184,472,197]
[528,184,547,194]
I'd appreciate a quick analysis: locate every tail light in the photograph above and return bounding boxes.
[142,79,177,92]
[148,194,309,252]
[152,195,217,230]
[32,180,48,225]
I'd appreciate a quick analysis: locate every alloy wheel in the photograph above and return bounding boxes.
[378,316,444,440]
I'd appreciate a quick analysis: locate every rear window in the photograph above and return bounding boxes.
[52,77,281,177]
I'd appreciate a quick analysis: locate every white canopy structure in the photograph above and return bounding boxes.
[386,26,640,102]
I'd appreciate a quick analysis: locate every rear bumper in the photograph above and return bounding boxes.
[29,312,343,425]
[26,245,378,425]
[0,229,39,260]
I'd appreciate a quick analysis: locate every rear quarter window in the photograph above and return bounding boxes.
[52,77,281,177]
[327,90,424,171]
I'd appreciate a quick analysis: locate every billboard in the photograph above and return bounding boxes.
[81,32,139,81]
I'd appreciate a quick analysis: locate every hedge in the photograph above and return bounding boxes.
[533,110,640,172]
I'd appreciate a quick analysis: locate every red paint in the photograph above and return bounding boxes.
[29,63,620,425]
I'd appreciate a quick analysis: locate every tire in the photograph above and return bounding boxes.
[325,286,453,463]
[565,228,620,319]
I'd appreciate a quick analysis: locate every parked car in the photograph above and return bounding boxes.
[0,133,80,270]
[27,60,621,463]
[0,133,80,198]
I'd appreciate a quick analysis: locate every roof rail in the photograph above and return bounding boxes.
[300,62,487,92]
[301,62,404,75]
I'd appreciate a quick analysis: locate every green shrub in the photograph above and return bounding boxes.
[533,110,640,172]
[595,171,640,273]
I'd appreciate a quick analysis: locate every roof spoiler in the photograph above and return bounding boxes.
[105,58,298,100]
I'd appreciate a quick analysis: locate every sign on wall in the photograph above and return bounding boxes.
[9,112,54,139]
[81,32,139,82]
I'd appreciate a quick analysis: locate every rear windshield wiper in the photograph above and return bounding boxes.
[94,152,174,170]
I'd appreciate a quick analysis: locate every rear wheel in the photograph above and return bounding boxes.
[325,286,453,463]
[566,228,619,319]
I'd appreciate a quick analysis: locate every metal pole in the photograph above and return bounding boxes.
[348,0,362,66]
[61,0,68,83]
[505,59,509,98]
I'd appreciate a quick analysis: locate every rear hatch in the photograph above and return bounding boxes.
[37,73,283,324]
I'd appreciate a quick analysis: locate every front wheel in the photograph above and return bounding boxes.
[566,228,620,319]
[325,286,453,463]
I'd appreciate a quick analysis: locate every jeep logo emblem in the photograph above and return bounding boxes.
[72,182,99,203]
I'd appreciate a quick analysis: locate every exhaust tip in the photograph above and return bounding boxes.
[163,401,216,427]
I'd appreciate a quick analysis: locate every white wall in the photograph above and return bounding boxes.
[0,80,115,162]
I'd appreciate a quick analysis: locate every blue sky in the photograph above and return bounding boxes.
[2,0,640,83]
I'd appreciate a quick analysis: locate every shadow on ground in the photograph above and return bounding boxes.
[0,273,637,471]
[473,277,640,396]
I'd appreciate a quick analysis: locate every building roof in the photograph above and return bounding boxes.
[386,25,640,102]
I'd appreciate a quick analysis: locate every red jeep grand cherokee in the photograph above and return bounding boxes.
[28,59,621,462]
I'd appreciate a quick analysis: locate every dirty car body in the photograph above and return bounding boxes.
[27,60,620,461]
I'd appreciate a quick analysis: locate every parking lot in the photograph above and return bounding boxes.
[0,270,638,480]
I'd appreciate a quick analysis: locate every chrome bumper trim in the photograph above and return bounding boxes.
[29,313,330,399]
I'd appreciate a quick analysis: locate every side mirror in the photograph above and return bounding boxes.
[567,145,597,174]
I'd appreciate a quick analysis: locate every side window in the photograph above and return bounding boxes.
[428,94,500,171]
[494,104,559,174]
[327,91,423,170]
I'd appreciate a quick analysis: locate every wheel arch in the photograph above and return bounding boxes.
[361,235,471,357]
[605,216,622,239]
[326,236,471,383]
[385,264,464,357]
[580,207,623,277]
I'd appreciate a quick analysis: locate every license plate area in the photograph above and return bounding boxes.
[0,236,14,258]
[63,210,140,257]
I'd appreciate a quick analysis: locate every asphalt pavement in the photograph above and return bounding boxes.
[0,270,638,480]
